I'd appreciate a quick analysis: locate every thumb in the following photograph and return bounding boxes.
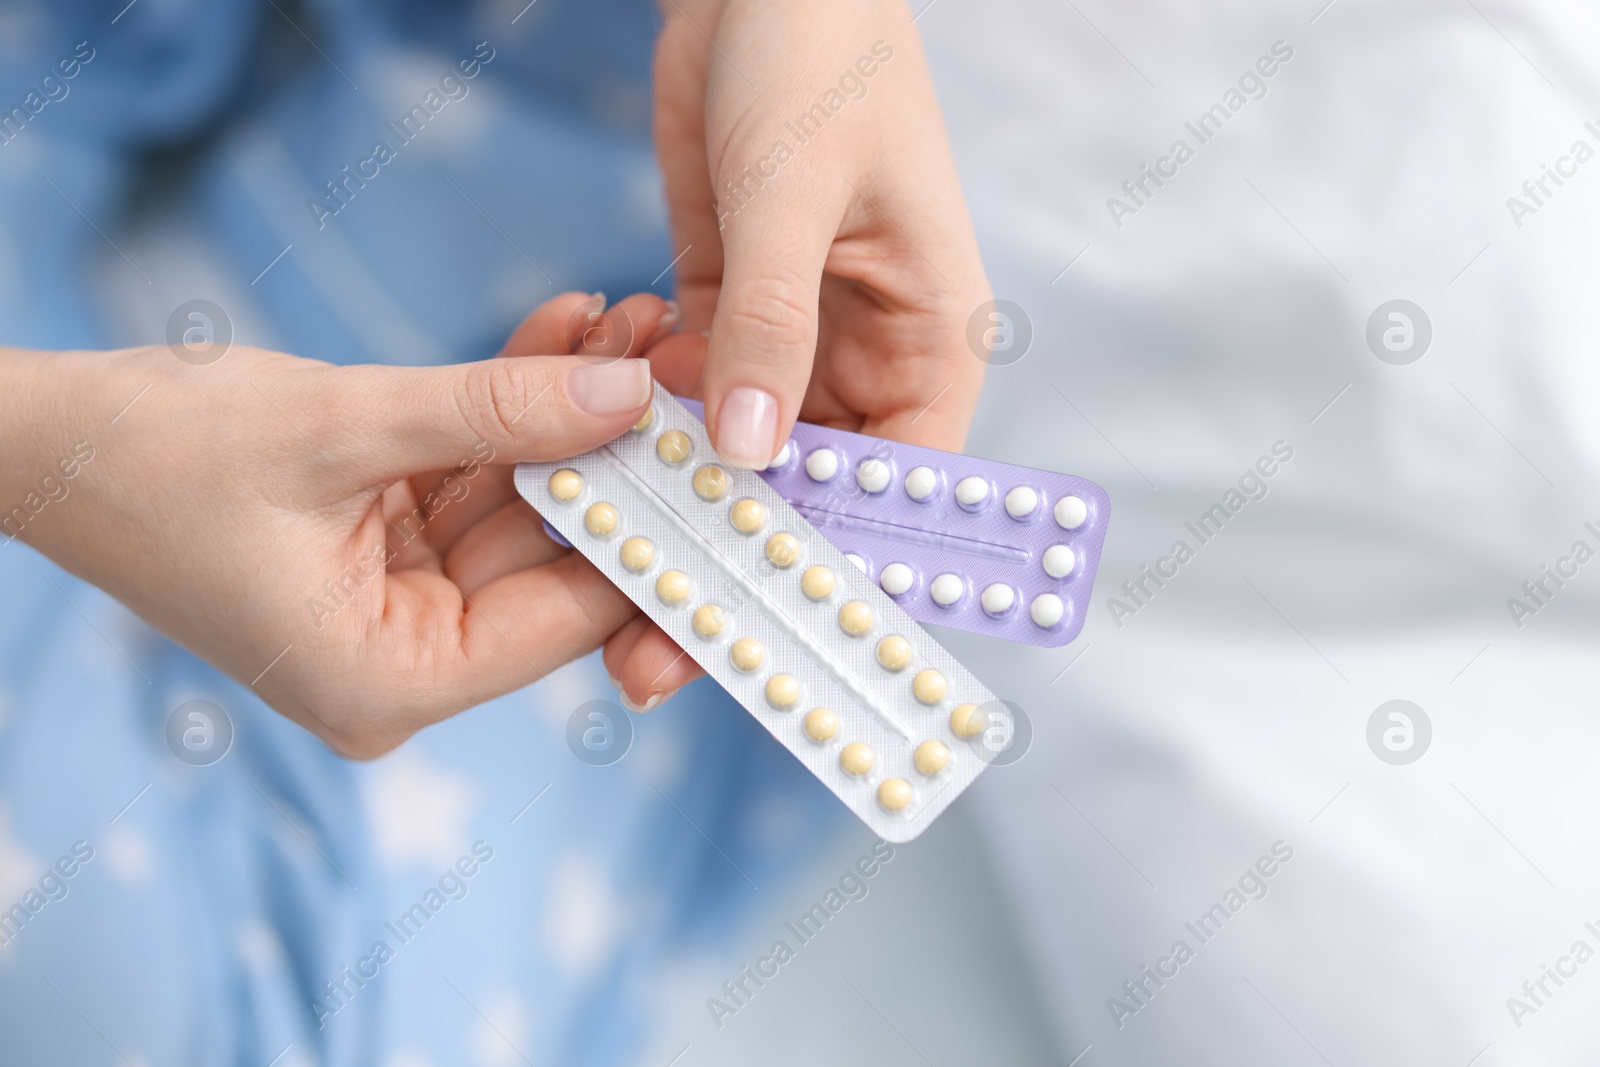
[702,194,842,468]
[320,355,653,487]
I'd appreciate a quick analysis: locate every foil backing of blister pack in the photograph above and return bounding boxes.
[515,385,997,842]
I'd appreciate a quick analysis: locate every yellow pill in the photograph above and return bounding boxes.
[730,637,765,672]
[766,533,801,568]
[584,502,619,537]
[657,429,691,464]
[656,569,690,604]
[913,668,948,705]
[838,600,873,636]
[801,565,835,600]
[839,742,875,777]
[876,635,911,672]
[632,407,655,432]
[729,498,767,534]
[548,469,583,502]
[950,703,985,738]
[619,536,655,572]
[877,777,913,812]
[804,707,838,742]
[914,740,950,776]
[765,674,800,709]
[693,465,728,501]
[693,603,727,638]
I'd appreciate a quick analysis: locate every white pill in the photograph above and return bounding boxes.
[845,553,868,573]
[930,573,964,606]
[879,562,914,596]
[1005,486,1039,519]
[1054,495,1088,530]
[955,476,990,507]
[768,441,792,470]
[904,466,938,501]
[1043,545,1076,579]
[1030,593,1065,628]
[981,583,1015,615]
[856,458,890,494]
[805,448,839,482]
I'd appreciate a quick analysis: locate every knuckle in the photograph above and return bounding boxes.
[723,275,815,362]
[457,359,537,447]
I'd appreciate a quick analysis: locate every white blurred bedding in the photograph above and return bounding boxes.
[920,0,1600,1062]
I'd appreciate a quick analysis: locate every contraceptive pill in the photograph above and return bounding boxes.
[519,386,1005,841]
[676,398,1109,648]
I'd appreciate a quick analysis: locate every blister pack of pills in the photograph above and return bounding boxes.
[516,386,1001,842]
[677,399,1109,648]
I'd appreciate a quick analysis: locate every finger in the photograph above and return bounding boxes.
[642,330,706,398]
[498,290,603,357]
[654,8,725,334]
[444,498,567,599]
[318,355,652,488]
[701,181,850,469]
[573,292,681,364]
[618,623,704,710]
[601,614,653,688]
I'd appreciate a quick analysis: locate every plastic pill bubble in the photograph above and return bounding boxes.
[904,466,938,501]
[693,604,728,637]
[619,536,655,572]
[1043,545,1076,579]
[876,635,911,672]
[693,465,729,501]
[1030,593,1065,628]
[930,573,964,607]
[657,430,691,464]
[766,533,801,568]
[656,570,691,605]
[877,777,912,812]
[839,742,875,777]
[1054,495,1088,530]
[879,563,914,597]
[981,583,1016,615]
[804,707,839,742]
[950,703,985,738]
[729,498,767,534]
[632,407,655,432]
[548,469,583,501]
[805,448,839,482]
[838,600,874,636]
[801,566,836,600]
[856,458,890,494]
[845,553,868,573]
[955,476,990,507]
[914,740,950,776]
[730,637,765,672]
[584,502,620,537]
[1005,486,1039,519]
[766,674,800,709]
[913,669,948,705]
[768,441,792,469]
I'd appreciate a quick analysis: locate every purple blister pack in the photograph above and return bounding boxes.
[676,399,1109,648]
[542,401,1109,647]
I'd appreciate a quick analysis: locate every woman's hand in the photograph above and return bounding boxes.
[2,292,702,756]
[652,0,993,468]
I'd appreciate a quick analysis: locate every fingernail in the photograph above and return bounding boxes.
[590,292,607,310]
[645,301,681,348]
[607,675,623,692]
[620,690,663,714]
[568,359,652,416]
[715,386,778,469]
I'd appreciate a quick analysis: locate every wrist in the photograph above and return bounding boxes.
[0,345,108,548]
